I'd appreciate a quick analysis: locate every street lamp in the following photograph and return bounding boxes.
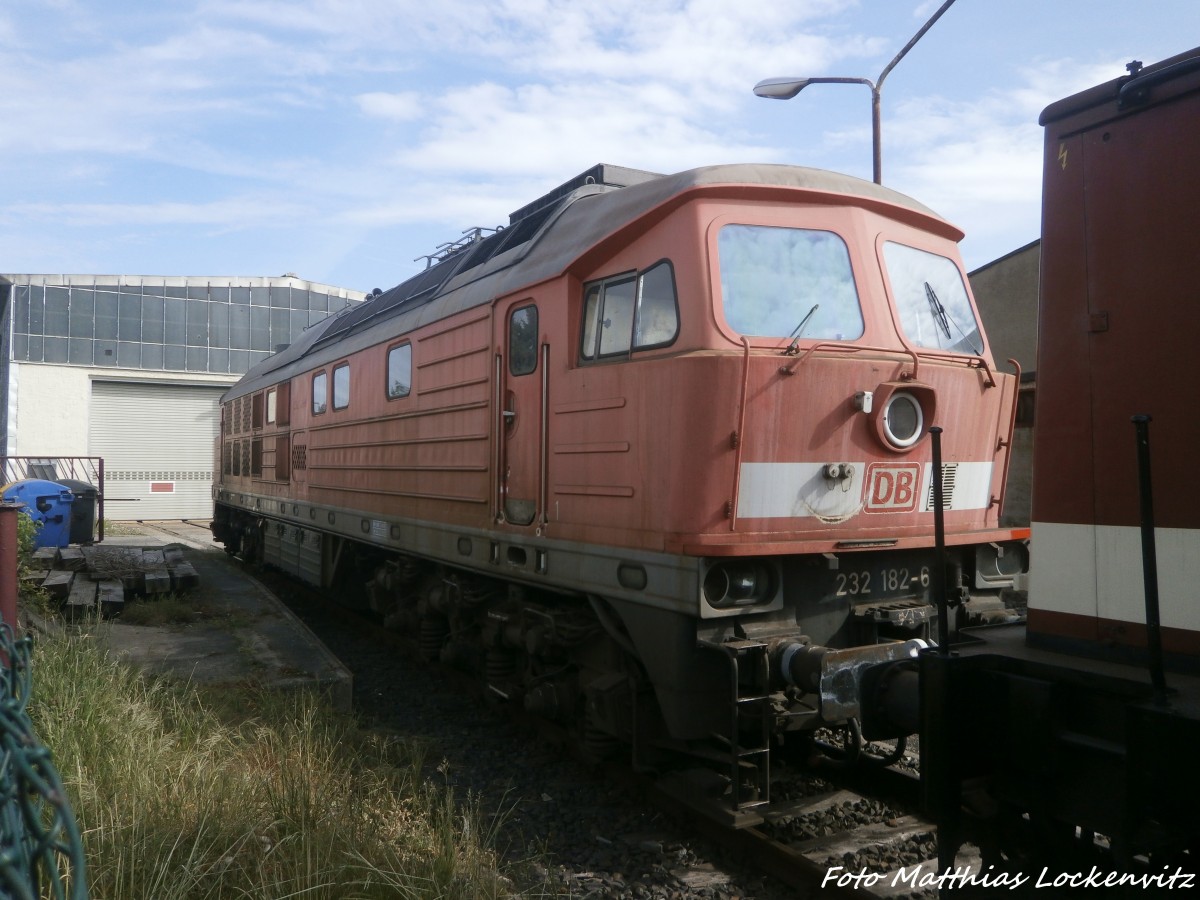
[754,75,882,182]
[753,0,957,185]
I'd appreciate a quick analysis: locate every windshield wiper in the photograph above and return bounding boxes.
[924,282,983,354]
[784,303,820,355]
[925,282,952,342]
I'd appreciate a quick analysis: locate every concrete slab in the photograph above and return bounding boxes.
[89,521,353,710]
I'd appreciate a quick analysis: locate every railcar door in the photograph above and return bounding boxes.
[497,300,546,526]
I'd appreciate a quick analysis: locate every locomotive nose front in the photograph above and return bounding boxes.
[698,196,1024,742]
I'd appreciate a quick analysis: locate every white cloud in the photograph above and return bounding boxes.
[877,55,1137,264]
[5,196,313,229]
[355,91,424,121]
[2,0,1195,287]
[386,79,769,179]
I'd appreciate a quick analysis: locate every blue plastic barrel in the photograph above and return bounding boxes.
[1,479,76,549]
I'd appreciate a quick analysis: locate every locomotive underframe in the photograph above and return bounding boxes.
[213,488,1021,818]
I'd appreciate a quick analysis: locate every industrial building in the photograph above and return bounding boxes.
[0,274,364,519]
[967,240,1039,527]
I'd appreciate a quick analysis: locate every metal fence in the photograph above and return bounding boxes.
[0,621,88,899]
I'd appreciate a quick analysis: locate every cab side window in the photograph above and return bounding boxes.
[581,260,678,361]
[312,371,327,414]
[509,306,538,376]
[333,363,350,410]
[387,344,412,398]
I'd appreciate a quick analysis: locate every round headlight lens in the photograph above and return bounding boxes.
[883,392,923,448]
[703,563,775,608]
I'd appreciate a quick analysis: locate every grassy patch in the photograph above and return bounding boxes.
[102,521,149,537]
[117,593,206,627]
[116,592,251,628]
[28,630,519,899]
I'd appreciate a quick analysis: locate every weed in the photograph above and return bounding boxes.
[28,630,521,898]
[118,593,204,627]
[15,512,53,612]
[103,521,148,537]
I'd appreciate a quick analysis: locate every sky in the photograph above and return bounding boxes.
[2,0,1197,294]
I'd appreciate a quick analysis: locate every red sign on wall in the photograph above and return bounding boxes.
[149,482,175,493]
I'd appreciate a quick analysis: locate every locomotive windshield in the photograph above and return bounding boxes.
[883,242,983,355]
[718,225,864,341]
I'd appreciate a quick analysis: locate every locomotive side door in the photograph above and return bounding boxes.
[497,300,545,526]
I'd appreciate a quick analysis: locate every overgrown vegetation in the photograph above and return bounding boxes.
[28,633,518,899]
[116,591,230,627]
[16,511,51,611]
[18,521,522,898]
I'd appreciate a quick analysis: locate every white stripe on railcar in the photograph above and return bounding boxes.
[1029,521,1200,632]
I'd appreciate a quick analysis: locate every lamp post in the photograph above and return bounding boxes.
[753,0,957,185]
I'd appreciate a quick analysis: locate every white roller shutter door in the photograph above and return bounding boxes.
[89,382,227,519]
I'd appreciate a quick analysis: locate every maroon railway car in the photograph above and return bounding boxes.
[212,163,1024,818]
[1030,51,1200,661]
[913,48,1200,873]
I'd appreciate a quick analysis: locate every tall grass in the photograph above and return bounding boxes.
[27,630,517,899]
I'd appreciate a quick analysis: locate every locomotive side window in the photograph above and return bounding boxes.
[387,343,412,398]
[333,363,350,410]
[883,242,982,355]
[276,382,290,426]
[266,388,276,424]
[717,225,863,341]
[634,262,679,348]
[580,261,678,361]
[312,371,327,414]
[509,306,538,375]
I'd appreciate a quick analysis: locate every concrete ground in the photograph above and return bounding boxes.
[83,520,353,709]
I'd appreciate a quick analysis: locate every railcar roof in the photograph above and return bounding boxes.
[1040,46,1200,126]
[225,163,952,401]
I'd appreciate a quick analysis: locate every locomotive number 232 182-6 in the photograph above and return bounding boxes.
[835,566,931,598]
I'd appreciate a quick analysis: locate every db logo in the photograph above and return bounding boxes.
[864,463,921,513]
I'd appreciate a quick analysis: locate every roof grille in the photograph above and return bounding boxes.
[507,164,660,223]
[310,164,661,351]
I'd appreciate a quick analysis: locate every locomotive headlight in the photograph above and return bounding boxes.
[882,391,924,449]
[974,540,1030,588]
[703,562,777,609]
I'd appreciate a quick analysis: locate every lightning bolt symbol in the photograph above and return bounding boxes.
[1058,143,1068,170]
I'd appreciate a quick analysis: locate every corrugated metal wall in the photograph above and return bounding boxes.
[89,381,227,519]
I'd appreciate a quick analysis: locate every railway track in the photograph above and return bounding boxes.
[130,518,221,545]
[650,754,959,899]
[124,519,962,899]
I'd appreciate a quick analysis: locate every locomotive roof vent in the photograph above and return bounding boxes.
[506,163,662,224]
[316,164,664,351]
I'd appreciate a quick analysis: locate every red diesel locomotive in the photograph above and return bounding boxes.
[211,163,1025,816]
